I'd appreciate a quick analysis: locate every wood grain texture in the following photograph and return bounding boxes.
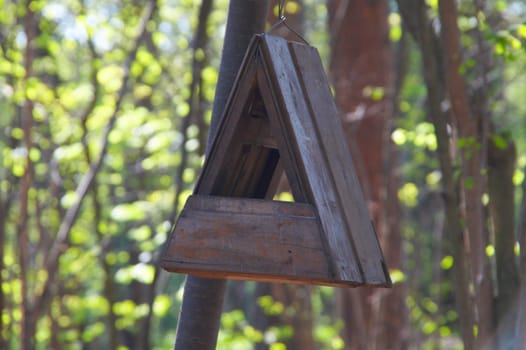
[258,36,362,283]
[161,34,390,287]
[289,41,389,285]
[258,35,390,286]
[162,195,344,286]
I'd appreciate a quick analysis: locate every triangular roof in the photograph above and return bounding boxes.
[162,34,391,288]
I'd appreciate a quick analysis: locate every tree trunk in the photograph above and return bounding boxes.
[396,1,476,348]
[327,0,405,348]
[516,165,526,350]
[488,136,519,348]
[438,1,495,347]
[173,1,269,349]
[271,284,314,350]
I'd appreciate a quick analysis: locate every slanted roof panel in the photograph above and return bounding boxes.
[259,35,390,286]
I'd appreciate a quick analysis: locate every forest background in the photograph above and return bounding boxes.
[1,0,526,349]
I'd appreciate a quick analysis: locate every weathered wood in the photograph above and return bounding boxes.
[289,40,389,285]
[259,37,355,283]
[161,34,391,288]
[162,195,345,285]
[257,35,389,286]
[194,36,264,197]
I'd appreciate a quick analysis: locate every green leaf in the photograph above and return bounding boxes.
[389,269,405,284]
[464,176,474,190]
[128,225,151,241]
[82,322,105,343]
[201,66,218,84]
[61,191,78,209]
[97,65,125,92]
[518,24,526,38]
[491,134,508,150]
[398,182,419,207]
[388,13,402,42]
[113,299,136,317]
[513,168,524,186]
[440,256,454,270]
[153,295,172,317]
[111,202,148,222]
[84,294,110,316]
[391,129,407,145]
[257,295,284,316]
[422,320,437,335]
[363,86,385,101]
[425,170,442,186]
[131,263,155,284]
[486,245,495,257]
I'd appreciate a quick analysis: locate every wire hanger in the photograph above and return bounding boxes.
[266,0,310,46]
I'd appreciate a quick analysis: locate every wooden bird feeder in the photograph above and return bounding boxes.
[161,34,391,288]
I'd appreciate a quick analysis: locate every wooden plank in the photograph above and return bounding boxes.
[257,35,364,284]
[288,41,390,286]
[194,36,261,196]
[193,37,282,199]
[161,196,350,286]
[255,69,310,204]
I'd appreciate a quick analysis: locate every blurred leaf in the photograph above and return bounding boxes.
[128,225,151,241]
[389,13,402,42]
[82,322,105,343]
[153,294,172,317]
[97,65,125,92]
[111,202,149,222]
[398,182,419,207]
[440,256,454,270]
[491,134,508,150]
[390,269,406,284]
[464,176,474,190]
[486,245,495,257]
[257,295,284,316]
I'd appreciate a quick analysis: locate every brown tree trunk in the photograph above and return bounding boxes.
[438,1,495,347]
[327,1,405,349]
[173,1,269,349]
[271,285,314,350]
[516,165,526,350]
[396,0,477,348]
[488,136,519,348]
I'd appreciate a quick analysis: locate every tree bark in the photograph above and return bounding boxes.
[438,1,495,346]
[371,26,408,350]
[488,136,519,348]
[327,1,405,348]
[396,0,475,348]
[516,165,526,350]
[173,1,269,349]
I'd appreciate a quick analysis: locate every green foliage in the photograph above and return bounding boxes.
[2,0,526,349]
[218,310,263,350]
[257,295,285,316]
[0,0,220,348]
